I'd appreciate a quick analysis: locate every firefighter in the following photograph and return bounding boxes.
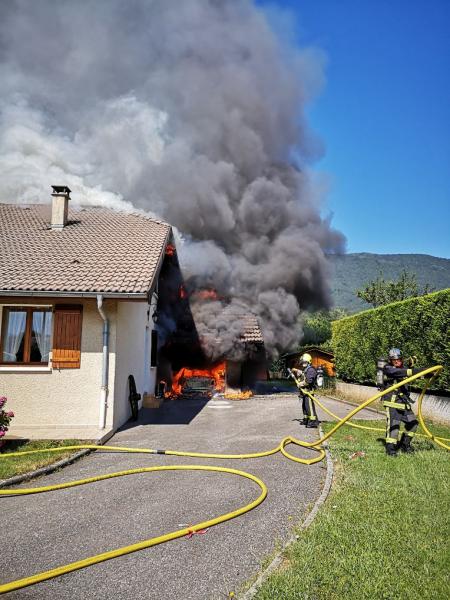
[382,348,424,456]
[292,353,319,428]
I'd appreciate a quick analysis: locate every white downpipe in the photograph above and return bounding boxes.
[97,295,109,430]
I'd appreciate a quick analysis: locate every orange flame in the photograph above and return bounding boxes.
[168,362,225,396]
[192,289,219,301]
[165,244,176,256]
[224,390,253,400]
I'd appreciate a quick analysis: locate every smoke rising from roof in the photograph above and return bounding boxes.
[0,0,345,358]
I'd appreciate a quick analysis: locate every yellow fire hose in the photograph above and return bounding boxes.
[312,392,450,448]
[0,365,447,594]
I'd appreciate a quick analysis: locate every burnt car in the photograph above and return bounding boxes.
[180,376,216,398]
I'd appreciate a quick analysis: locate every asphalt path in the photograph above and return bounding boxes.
[1,394,379,600]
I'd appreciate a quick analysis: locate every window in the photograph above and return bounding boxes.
[1,307,53,365]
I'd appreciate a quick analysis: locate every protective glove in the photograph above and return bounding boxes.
[407,356,418,367]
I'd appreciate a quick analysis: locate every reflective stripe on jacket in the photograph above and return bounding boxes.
[382,365,420,406]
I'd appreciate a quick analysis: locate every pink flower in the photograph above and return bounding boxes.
[0,430,5,437]
[6,411,14,417]
[0,397,6,408]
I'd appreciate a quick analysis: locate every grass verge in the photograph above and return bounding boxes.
[254,420,450,600]
[0,440,86,480]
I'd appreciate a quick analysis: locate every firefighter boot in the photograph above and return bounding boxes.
[385,443,398,457]
[398,433,414,453]
[306,419,319,429]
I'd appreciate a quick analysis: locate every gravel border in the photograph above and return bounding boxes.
[0,448,93,488]
[238,426,334,599]
[0,427,118,489]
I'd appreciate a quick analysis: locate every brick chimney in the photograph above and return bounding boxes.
[51,185,71,229]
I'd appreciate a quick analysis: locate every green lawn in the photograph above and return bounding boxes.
[0,440,86,480]
[253,420,450,600]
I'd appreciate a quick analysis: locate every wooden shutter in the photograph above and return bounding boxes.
[52,305,83,369]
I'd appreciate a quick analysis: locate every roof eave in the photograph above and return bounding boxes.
[145,226,172,300]
[0,289,148,300]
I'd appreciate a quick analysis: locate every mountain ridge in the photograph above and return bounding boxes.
[328,252,450,312]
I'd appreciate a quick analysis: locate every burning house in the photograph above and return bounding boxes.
[154,245,267,400]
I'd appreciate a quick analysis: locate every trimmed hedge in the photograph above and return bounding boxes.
[331,289,450,392]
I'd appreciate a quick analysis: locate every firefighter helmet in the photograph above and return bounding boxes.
[388,348,402,360]
[300,353,312,364]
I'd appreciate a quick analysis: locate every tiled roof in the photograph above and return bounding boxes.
[240,313,264,343]
[221,308,264,343]
[0,204,171,296]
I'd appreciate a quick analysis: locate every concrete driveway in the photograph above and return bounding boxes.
[1,394,378,599]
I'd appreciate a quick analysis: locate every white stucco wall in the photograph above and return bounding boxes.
[335,381,450,424]
[0,296,158,436]
[0,298,117,432]
[114,301,156,429]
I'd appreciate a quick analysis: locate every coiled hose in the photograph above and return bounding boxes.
[0,366,447,594]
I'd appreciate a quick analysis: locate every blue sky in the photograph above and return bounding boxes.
[260,0,450,258]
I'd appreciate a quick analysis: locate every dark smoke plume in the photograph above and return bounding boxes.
[0,0,346,358]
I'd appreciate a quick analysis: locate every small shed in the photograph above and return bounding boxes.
[283,347,335,376]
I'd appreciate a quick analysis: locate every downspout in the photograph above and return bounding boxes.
[97,295,109,430]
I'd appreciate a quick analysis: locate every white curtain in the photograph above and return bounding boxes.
[2,311,26,362]
[33,311,52,362]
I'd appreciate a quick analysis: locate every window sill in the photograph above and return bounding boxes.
[0,366,52,373]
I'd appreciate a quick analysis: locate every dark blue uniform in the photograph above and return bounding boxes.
[383,365,420,448]
[297,365,319,427]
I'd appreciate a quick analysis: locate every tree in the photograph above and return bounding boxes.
[356,270,434,308]
[302,308,348,346]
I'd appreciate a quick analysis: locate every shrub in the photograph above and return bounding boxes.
[0,396,15,447]
[331,289,450,391]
